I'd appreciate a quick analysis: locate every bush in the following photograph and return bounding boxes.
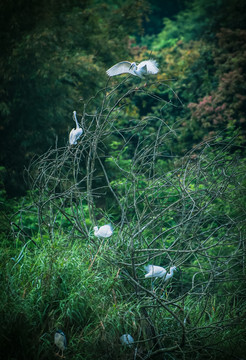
[2,81,246,359]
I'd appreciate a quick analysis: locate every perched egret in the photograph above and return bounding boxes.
[69,110,83,145]
[145,265,177,280]
[54,330,67,358]
[120,334,134,347]
[93,224,113,238]
[106,59,159,78]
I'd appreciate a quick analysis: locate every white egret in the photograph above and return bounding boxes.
[106,59,159,78]
[145,265,177,280]
[120,334,134,347]
[54,330,67,358]
[93,224,113,238]
[69,110,83,145]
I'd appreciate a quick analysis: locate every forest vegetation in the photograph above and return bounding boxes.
[0,0,246,359]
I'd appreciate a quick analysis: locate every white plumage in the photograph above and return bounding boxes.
[120,334,134,347]
[106,59,159,78]
[145,265,177,280]
[69,110,83,145]
[165,266,177,281]
[94,224,113,238]
[144,265,167,278]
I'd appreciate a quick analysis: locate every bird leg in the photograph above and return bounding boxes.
[151,277,158,293]
[55,353,65,359]
[55,350,65,358]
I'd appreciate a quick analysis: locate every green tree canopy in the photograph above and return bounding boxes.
[0,0,148,196]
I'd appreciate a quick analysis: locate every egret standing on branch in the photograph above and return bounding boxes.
[106,60,159,78]
[145,265,177,280]
[69,111,83,145]
[94,224,113,238]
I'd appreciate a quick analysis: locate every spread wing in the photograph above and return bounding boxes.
[139,60,159,74]
[106,61,136,76]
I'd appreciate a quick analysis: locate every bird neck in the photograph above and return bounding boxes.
[165,269,174,279]
[73,111,80,129]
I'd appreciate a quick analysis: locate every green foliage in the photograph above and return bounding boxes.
[1,0,246,358]
[0,0,148,196]
[140,0,246,155]
[0,235,143,359]
[153,0,246,49]
[0,167,16,245]
[3,96,246,358]
[186,28,246,146]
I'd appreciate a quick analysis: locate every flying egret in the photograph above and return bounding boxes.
[145,265,177,280]
[69,110,83,145]
[93,224,113,238]
[106,59,159,78]
[54,330,67,358]
[120,334,134,347]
